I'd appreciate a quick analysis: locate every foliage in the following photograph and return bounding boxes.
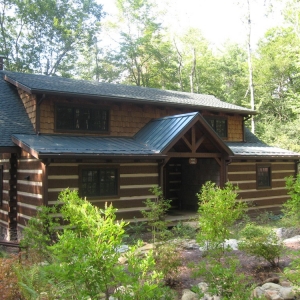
[116,241,175,300]
[284,250,300,291]
[196,181,246,257]
[0,0,103,75]
[192,256,254,300]
[154,242,182,287]
[17,189,171,299]
[20,204,60,262]
[282,174,300,225]
[171,221,197,240]
[238,223,284,267]
[142,186,172,243]
[125,217,146,244]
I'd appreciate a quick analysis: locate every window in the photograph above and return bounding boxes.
[55,105,109,132]
[205,117,228,138]
[257,164,271,189]
[80,167,119,198]
[0,165,2,206]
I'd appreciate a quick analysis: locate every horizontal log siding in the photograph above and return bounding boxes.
[37,95,244,141]
[18,88,36,130]
[16,157,44,227]
[228,161,296,211]
[0,154,12,234]
[47,162,159,220]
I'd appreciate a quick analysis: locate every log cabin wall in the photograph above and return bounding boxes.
[0,153,12,239]
[228,160,296,213]
[35,96,244,141]
[16,150,44,232]
[47,160,160,221]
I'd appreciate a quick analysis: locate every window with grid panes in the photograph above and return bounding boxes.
[81,168,118,197]
[205,117,228,138]
[56,105,109,132]
[257,165,271,188]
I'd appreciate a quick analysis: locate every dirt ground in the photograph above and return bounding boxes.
[171,239,300,295]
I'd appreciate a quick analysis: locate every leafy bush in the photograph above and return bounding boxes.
[192,256,254,299]
[238,223,284,267]
[20,204,60,262]
[154,242,182,286]
[17,189,171,300]
[197,181,246,257]
[282,174,300,225]
[171,221,197,239]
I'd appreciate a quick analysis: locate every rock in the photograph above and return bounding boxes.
[279,286,295,299]
[252,282,296,300]
[261,277,280,285]
[198,282,208,293]
[199,239,239,251]
[136,243,154,255]
[283,235,300,244]
[252,286,265,298]
[181,289,198,300]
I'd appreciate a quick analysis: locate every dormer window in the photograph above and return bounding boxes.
[55,105,109,132]
[205,117,228,138]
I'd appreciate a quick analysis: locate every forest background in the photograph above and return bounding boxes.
[1,0,299,151]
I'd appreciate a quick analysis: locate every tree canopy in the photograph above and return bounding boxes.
[1,0,299,151]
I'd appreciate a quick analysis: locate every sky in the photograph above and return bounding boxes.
[99,0,285,48]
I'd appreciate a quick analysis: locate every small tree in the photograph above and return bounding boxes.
[196,181,246,257]
[142,186,172,243]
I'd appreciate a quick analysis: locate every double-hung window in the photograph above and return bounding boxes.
[55,105,109,133]
[80,166,119,198]
[257,164,271,189]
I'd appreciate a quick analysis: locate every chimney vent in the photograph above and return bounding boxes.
[0,55,7,70]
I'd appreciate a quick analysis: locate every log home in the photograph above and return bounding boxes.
[0,70,299,240]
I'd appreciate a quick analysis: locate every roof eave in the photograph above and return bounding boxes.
[230,154,300,160]
[4,75,256,116]
[37,153,167,160]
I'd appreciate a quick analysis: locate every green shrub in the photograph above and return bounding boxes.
[282,174,300,225]
[192,256,254,299]
[18,189,171,300]
[171,221,197,239]
[20,205,60,262]
[238,223,284,267]
[197,181,246,257]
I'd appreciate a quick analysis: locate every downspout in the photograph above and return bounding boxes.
[158,158,170,197]
[36,94,46,134]
[42,159,51,206]
[243,115,252,142]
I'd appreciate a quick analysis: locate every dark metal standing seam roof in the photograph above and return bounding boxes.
[11,134,165,158]
[0,72,35,147]
[134,112,199,152]
[3,70,256,115]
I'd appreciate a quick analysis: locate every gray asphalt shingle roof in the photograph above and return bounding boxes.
[0,72,34,147]
[3,70,256,115]
[226,128,300,158]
